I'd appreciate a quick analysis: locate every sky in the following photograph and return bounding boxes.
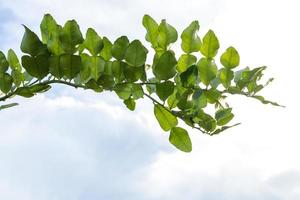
[0,0,300,199]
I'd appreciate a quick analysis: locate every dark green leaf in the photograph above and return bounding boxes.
[21,55,49,79]
[156,81,174,101]
[21,25,47,56]
[0,73,13,93]
[0,103,18,110]
[85,79,103,92]
[60,54,81,79]
[153,51,177,80]
[0,51,9,73]
[97,74,115,89]
[15,87,34,97]
[180,65,198,88]
[83,28,103,56]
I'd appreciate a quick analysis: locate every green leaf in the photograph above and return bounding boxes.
[40,14,58,44]
[192,89,207,109]
[60,20,84,54]
[0,73,13,93]
[29,84,51,93]
[156,81,174,101]
[169,127,192,152]
[154,104,178,131]
[46,24,65,55]
[210,123,241,135]
[59,54,81,79]
[15,87,34,97]
[131,83,143,99]
[200,30,219,58]
[219,68,234,88]
[49,55,62,79]
[124,97,136,111]
[180,65,198,88]
[215,108,234,126]
[157,19,178,50]
[197,111,217,132]
[21,25,47,56]
[204,88,221,104]
[99,37,112,61]
[112,60,125,83]
[21,55,49,79]
[252,95,285,107]
[83,28,103,56]
[177,54,197,73]
[142,14,159,48]
[97,74,115,89]
[181,21,201,53]
[114,83,132,100]
[220,46,240,69]
[125,40,148,67]
[197,58,217,86]
[85,79,103,92]
[7,49,22,71]
[0,103,18,111]
[153,51,177,80]
[11,70,24,87]
[112,36,129,60]
[0,51,9,73]
[114,83,143,100]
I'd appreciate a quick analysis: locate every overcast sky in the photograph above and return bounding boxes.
[0,0,299,199]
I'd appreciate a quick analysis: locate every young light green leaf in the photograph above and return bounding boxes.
[153,51,177,80]
[83,28,103,56]
[7,49,22,71]
[11,70,24,87]
[125,40,148,67]
[112,36,129,60]
[124,97,136,111]
[157,19,178,50]
[40,13,58,43]
[177,54,197,73]
[200,30,219,58]
[154,104,178,131]
[60,20,84,54]
[197,57,217,86]
[220,46,240,69]
[169,127,192,152]
[142,14,159,48]
[219,68,234,88]
[100,37,112,61]
[181,21,201,53]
